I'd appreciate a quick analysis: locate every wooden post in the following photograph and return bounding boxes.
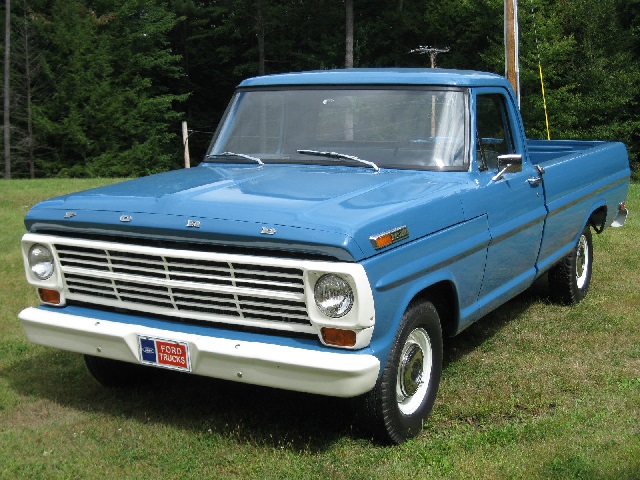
[182,121,191,168]
[505,0,520,107]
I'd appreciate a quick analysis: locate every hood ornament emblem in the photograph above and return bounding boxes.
[261,227,276,235]
[186,220,201,228]
[119,215,132,223]
[64,212,76,218]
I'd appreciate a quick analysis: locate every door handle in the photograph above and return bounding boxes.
[527,177,542,186]
[528,166,545,187]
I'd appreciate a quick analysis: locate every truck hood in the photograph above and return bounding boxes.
[25,164,468,261]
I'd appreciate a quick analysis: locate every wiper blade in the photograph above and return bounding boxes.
[297,149,380,172]
[206,151,264,165]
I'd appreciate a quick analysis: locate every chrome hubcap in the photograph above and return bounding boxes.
[576,235,589,289]
[399,344,423,398]
[396,328,432,415]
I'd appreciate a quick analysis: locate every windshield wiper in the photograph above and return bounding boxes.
[206,152,264,165]
[297,149,380,172]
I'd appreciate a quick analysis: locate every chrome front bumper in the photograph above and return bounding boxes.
[19,307,380,398]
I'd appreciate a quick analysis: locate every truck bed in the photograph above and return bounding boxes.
[527,138,630,274]
[527,139,611,164]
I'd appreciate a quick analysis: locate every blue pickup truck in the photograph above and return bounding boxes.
[19,69,630,443]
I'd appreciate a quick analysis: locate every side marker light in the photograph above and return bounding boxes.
[370,225,409,249]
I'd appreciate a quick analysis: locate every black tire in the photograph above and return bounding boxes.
[84,355,150,388]
[548,225,593,305]
[355,301,443,444]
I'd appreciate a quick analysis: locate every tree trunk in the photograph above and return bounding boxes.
[256,0,265,75]
[345,0,353,68]
[395,0,404,66]
[22,3,34,178]
[4,0,11,179]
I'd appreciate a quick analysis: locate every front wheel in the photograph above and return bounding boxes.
[548,225,593,305]
[354,301,443,444]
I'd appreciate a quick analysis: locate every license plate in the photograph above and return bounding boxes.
[138,336,191,372]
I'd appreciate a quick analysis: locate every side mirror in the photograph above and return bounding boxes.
[492,154,523,181]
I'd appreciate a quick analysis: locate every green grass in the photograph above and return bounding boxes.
[1,179,639,479]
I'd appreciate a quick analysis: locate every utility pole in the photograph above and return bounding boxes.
[505,0,520,106]
[410,46,450,68]
[4,0,11,179]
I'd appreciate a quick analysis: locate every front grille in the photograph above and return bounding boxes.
[54,242,313,333]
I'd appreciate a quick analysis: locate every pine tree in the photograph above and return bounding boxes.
[10,0,45,178]
[36,0,186,177]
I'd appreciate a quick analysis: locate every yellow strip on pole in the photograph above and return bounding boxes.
[539,64,551,140]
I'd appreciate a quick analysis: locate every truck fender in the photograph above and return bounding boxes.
[371,271,460,374]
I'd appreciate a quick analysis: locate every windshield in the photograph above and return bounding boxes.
[208,88,468,171]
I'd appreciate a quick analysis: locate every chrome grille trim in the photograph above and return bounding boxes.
[52,240,314,333]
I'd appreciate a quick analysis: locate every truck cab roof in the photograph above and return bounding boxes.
[238,68,513,89]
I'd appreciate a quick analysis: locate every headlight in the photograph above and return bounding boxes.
[314,274,354,318]
[28,244,55,280]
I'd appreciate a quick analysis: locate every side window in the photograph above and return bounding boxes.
[475,94,514,170]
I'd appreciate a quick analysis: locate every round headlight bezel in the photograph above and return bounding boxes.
[28,244,55,281]
[313,274,354,318]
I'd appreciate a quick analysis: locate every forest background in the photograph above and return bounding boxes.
[1,0,639,180]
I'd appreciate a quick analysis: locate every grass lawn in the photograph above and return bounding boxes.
[1,178,638,479]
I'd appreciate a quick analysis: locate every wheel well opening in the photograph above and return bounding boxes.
[589,206,607,233]
[409,281,458,338]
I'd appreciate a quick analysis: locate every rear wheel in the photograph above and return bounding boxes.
[355,301,443,444]
[548,225,593,305]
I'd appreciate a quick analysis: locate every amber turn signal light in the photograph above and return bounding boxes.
[372,233,394,249]
[369,225,409,250]
[38,288,61,305]
[321,327,357,347]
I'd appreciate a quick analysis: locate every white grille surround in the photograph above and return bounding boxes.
[22,233,376,345]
